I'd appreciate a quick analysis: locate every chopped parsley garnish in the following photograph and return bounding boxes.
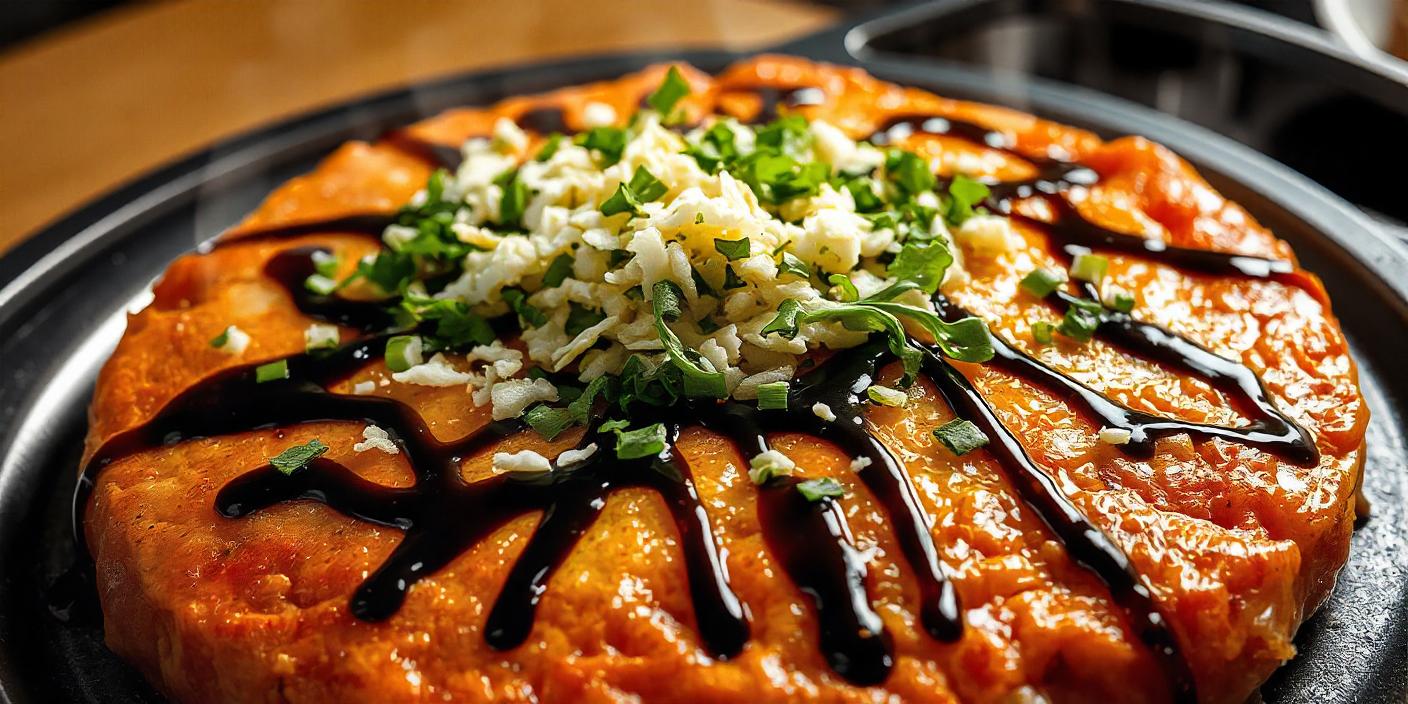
[576,126,628,166]
[778,252,811,280]
[646,66,691,123]
[501,287,548,328]
[827,274,859,302]
[796,477,845,502]
[652,281,727,398]
[601,166,668,217]
[564,303,607,336]
[269,439,329,476]
[686,121,739,172]
[933,419,989,456]
[943,174,991,226]
[713,237,750,261]
[887,240,953,294]
[761,299,803,339]
[523,404,578,441]
[886,150,937,196]
[254,359,289,383]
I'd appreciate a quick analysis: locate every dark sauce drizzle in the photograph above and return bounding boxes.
[70,95,1332,701]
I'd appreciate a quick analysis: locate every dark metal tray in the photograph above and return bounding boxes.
[1,2,1404,702]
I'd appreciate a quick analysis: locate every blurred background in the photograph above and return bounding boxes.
[1,0,1405,255]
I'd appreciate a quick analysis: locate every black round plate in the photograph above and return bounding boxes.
[1,11,1405,703]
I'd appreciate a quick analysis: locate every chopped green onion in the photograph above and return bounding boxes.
[304,274,338,295]
[255,359,290,384]
[1019,268,1066,298]
[761,299,802,339]
[1109,290,1136,313]
[384,335,423,372]
[269,439,328,475]
[933,418,989,456]
[646,66,691,122]
[1032,321,1056,345]
[1069,252,1109,284]
[827,274,859,302]
[1057,306,1100,342]
[713,237,750,261]
[542,253,574,287]
[748,450,796,485]
[796,477,845,502]
[495,168,528,228]
[613,422,668,460]
[866,385,908,407]
[757,381,789,410]
[534,133,563,162]
[311,250,339,277]
[304,323,340,352]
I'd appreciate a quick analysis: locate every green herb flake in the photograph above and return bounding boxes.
[652,281,727,398]
[796,477,845,502]
[944,174,991,226]
[209,327,232,348]
[1057,306,1101,342]
[523,405,578,441]
[269,439,329,476]
[575,126,628,166]
[757,381,789,410]
[933,419,989,456]
[495,168,529,229]
[827,274,859,302]
[542,253,574,287]
[534,133,564,162]
[565,303,607,337]
[613,422,668,460]
[713,237,750,261]
[778,252,811,280]
[887,240,953,294]
[886,150,937,195]
[646,66,691,122]
[1019,268,1066,298]
[761,299,803,339]
[254,359,290,384]
[502,287,549,328]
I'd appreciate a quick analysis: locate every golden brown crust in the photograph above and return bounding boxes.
[83,56,1366,703]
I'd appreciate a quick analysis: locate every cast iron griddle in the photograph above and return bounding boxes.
[0,3,1404,702]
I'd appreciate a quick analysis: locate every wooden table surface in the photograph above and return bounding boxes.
[0,0,836,255]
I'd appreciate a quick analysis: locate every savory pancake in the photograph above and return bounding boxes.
[78,56,1366,703]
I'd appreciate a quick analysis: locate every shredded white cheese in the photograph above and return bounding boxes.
[353,425,399,455]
